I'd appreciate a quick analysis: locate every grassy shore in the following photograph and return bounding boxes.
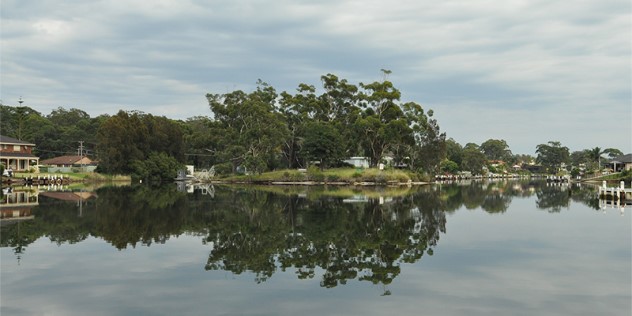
[8,172,131,183]
[218,167,429,185]
[580,169,632,184]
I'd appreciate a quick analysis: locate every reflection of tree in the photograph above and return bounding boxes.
[94,185,190,249]
[481,190,512,213]
[568,184,601,210]
[535,184,571,212]
[0,180,607,290]
[203,189,447,293]
[1,221,39,263]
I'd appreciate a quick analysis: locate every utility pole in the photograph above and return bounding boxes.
[78,141,85,172]
[17,97,24,140]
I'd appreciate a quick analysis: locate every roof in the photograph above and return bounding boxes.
[39,191,97,201]
[610,154,632,163]
[0,135,35,146]
[41,155,92,165]
[0,152,38,158]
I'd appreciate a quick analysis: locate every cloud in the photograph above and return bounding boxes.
[0,0,629,154]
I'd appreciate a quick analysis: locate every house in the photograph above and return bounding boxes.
[41,155,93,167]
[344,157,370,168]
[0,135,40,172]
[608,154,632,172]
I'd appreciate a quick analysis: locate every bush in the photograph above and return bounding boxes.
[307,165,325,182]
[131,152,183,182]
[214,162,233,176]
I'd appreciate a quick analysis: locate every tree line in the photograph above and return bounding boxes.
[0,72,626,180]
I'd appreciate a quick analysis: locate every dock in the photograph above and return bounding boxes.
[2,175,71,186]
[598,181,631,201]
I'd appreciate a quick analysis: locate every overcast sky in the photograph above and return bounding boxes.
[1,0,630,155]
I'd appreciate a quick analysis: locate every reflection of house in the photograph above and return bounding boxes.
[0,135,40,172]
[1,187,39,222]
[608,154,632,172]
[39,191,97,202]
[41,155,93,167]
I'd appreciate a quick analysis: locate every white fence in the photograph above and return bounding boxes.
[39,166,98,173]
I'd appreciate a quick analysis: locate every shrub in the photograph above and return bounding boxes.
[131,152,183,182]
[307,165,325,182]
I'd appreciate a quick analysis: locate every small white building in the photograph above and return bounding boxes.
[344,157,370,168]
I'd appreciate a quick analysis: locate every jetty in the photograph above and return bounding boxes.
[598,181,631,201]
[2,175,71,186]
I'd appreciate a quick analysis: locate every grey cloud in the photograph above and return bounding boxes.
[1,0,629,154]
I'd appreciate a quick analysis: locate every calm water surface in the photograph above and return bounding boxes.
[1,181,630,316]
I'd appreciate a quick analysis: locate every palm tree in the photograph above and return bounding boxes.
[588,147,603,171]
[588,147,622,173]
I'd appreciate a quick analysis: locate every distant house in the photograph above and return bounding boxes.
[41,155,94,168]
[344,157,370,168]
[0,135,40,172]
[608,154,632,172]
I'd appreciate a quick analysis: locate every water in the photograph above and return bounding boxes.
[1,181,630,316]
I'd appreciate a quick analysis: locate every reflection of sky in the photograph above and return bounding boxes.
[1,199,630,316]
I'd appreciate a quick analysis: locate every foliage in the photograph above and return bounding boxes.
[0,105,103,160]
[440,160,459,174]
[96,110,185,174]
[480,139,512,161]
[300,121,344,170]
[460,143,487,174]
[536,141,570,173]
[306,165,325,182]
[131,152,184,182]
[206,80,288,174]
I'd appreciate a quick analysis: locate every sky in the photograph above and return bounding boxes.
[1,0,630,155]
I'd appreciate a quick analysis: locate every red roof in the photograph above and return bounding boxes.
[41,155,92,165]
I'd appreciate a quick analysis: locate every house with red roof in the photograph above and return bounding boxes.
[0,135,40,172]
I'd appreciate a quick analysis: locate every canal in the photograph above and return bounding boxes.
[1,181,630,315]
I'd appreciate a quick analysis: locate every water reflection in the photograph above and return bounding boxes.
[0,180,624,290]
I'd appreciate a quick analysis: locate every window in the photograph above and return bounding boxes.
[13,145,21,151]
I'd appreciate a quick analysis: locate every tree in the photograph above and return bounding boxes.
[440,160,459,174]
[587,147,624,172]
[96,111,149,174]
[410,108,446,173]
[183,116,218,168]
[0,105,42,141]
[131,152,183,182]
[206,80,288,174]
[461,143,487,174]
[355,78,416,168]
[445,138,463,167]
[570,150,591,168]
[96,111,185,174]
[300,121,344,170]
[535,141,570,173]
[480,139,512,161]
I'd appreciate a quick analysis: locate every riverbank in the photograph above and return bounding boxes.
[1,172,131,186]
[209,167,428,186]
[579,170,632,185]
